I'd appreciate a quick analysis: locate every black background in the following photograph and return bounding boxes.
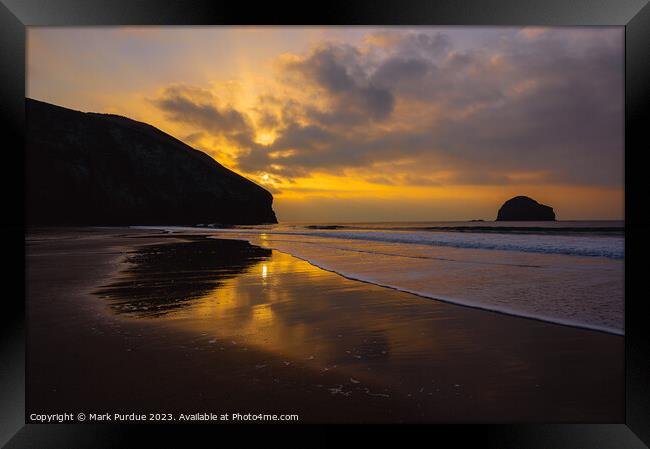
[1,0,649,446]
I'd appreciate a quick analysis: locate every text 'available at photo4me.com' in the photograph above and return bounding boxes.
[29,412,301,423]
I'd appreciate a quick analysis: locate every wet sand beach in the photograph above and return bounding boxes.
[26,228,624,423]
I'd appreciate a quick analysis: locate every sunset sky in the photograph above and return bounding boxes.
[27,26,624,222]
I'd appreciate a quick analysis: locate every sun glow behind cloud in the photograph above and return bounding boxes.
[27,26,624,221]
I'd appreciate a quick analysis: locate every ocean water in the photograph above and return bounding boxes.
[138,221,624,335]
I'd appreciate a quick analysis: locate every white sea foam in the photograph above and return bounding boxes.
[134,224,625,334]
[136,226,623,259]
[288,229,624,259]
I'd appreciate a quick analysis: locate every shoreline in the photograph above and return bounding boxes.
[26,227,624,423]
[131,225,624,335]
[266,246,624,337]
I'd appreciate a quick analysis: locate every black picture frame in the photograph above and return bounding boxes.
[1,0,649,446]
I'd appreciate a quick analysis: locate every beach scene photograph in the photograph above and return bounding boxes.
[26,26,624,423]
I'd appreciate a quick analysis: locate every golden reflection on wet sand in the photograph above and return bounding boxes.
[145,246,622,416]
[28,230,623,421]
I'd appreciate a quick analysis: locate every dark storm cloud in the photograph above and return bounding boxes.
[258,29,622,186]
[270,123,334,151]
[371,57,431,88]
[235,146,271,173]
[254,109,280,129]
[394,32,453,59]
[150,84,258,148]
[282,44,395,121]
[371,47,507,109]
[421,32,624,185]
[152,29,623,187]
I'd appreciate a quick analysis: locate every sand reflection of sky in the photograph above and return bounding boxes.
[95,237,623,418]
[95,237,271,318]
